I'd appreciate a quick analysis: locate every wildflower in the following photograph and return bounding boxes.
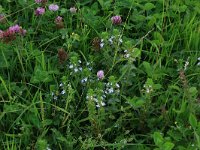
[55,16,64,29]
[58,48,68,64]
[35,7,45,16]
[61,90,66,95]
[49,4,59,11]
[111,15,122,25]
[97,70,104,80]
[74,68,78,72]
[81,77,88,83]
[70,7,77,14]
[55,16,63,23]
[108,36,114,45]
[35,0,42,3]
[9,24,21,33]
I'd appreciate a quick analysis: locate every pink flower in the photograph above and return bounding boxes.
[20,29,27,36]
[35,7,45,16]
[49,4,59,11]
[55,16,63,23]
[111,15,122,25]
[35,0,42,3]
[70,7,77,14]
[8,24,21,33]
[97,70,104,80]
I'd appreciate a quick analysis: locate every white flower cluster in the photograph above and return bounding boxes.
[81,62,93,84]
[86,94,106,108]
[68,60,82,74]
[143,84,153,94]
[104,82,120,95]
[108,35,123,45]
[123,49,136,62]
[51,82,71,101]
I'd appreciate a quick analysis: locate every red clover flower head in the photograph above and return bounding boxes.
[55,16,63,23]
[111,15,122,25]
[35,7,45,16]
[49,4,59,11]
[97,70,104,80]
[8,24,21,33]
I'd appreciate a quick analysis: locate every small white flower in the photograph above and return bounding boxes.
[81,78,88,83]
[100,42,104,48]
[51,92,54,96]
[108,87,114,94]
[198,62,200,66]
[61,90,66,95]
[78,60,82,64]
[74,68,78,72]
[116,83,120,88]
[198,57,200,61]
[124,50,128,53]
[69,64,73,69]
[59,83,64,87]
[101,101,106,106]
[108,36,114,44]
[124,54,130,58]
[86,62,90,66]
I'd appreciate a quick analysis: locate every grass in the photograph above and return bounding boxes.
[0,0,200,149]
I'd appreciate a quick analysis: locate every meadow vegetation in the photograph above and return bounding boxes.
[0,0,200,149]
